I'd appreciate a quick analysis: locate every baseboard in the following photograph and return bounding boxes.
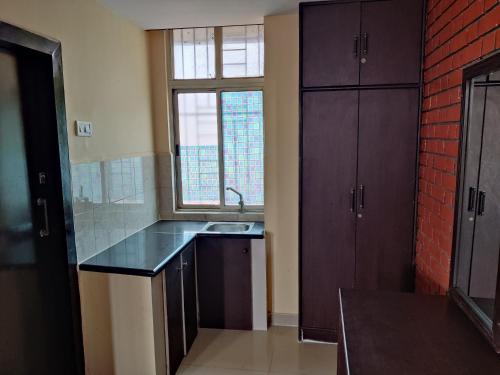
[271,313,299,327]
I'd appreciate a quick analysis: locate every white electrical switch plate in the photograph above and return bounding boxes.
[76,121,93,137]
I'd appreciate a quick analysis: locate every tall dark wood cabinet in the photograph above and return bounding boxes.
[299,0,424,342]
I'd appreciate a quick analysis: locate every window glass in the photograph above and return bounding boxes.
[221,91,264,206]
[222,25,264,78]
[173,28,215,79]
[177,92,220,205]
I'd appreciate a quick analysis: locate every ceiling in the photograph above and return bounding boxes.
[99,0,316,30]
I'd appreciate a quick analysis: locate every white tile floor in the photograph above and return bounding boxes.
[178,326,337,374]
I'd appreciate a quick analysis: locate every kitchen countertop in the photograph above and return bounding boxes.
[79,221,264,277]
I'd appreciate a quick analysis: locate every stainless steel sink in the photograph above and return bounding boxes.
[202,222,254,233]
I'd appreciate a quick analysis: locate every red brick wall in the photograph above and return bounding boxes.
[415,0,500,294]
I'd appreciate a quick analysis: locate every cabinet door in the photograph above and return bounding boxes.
[301,91,358,339]
[355,89,418,291]
[360,0,423,85]
[164,255,184,375]
[301,2,360,87]
[455,78,488,292]
[196,238,252,330]
[181,242,198,354]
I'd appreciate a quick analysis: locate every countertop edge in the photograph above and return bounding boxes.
[79,222,265,277]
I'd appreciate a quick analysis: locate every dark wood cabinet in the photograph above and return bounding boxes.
[301,91,358,339]
[359,0,423,85]
[355,89,419,291]
[164,242,199,374]
[164,254,185,375]
[181,242,198,354]
[301,0,423,88]
[196,237,252,330]
[300,0,423,342]
[301,2,360,87]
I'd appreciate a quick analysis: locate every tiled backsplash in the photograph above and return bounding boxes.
[72,155,158,263]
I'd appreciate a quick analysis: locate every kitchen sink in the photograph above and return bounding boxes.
[202,222,254,233]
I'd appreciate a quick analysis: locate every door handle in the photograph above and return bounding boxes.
[353,35,359,57]
[36,198,50,237]
[361,32,368,55]
[350,188,356,212]
[477,191,486,216]
[467,187,476,212]
[359,185,365,209]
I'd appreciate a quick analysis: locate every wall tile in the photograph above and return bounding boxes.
[74,210,96,263]
[105,159,124,202]
[71,155,159,263]
[71,163,93,214]
[121,157,136,198]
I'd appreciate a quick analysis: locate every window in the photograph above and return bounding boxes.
[173,28,215,79]
[171,25,264,210]
[222,25,264,78]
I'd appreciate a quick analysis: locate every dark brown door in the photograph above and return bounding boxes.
[302,2,360,87]
[164,255,184,374]
[0,47,82,373]
[196,237,252,330]
[469,83,500,300]
[301,91,358,337]
[360,0,423,85]
[181,242,198,353]
[355,89,418,291]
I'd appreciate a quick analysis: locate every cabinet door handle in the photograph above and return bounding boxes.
[361,32,368,55]
[467,187,476,212]
[353,35,359,57]
[242,248,249,254]
[37,198,50,237]
[477,191,486,216]
[350,188,356,212]
[359,185,365,209]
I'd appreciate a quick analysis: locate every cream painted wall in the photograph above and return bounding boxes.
[0,0,154,163]
[264,14,299,315]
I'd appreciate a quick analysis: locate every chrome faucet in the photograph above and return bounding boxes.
[226,187,245,213]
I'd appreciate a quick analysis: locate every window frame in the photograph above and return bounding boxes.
[168,26,265,212]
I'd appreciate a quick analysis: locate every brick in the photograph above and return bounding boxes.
[443,140,460,156]
[462,0,484,26]
[478,5,500,34]
[484,0,497,10]
[463,39,483,63]
[482,31,496,54]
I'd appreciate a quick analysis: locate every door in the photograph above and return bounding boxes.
[301,2,360,87]
[0,48,81,373]
[196,237,252,330]
[469,82,500,302]
[360,0,423,85]
[181,242,198,353]
[164,255,184,375]
[301,91,358,338]
[355,89,418,291]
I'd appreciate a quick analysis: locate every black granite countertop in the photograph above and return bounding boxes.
[79,221,265,277]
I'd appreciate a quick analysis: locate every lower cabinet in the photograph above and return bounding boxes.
[181,243,198,354]
[164,253,185,375]
[196,237,253,330]
[164,242,198,375]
